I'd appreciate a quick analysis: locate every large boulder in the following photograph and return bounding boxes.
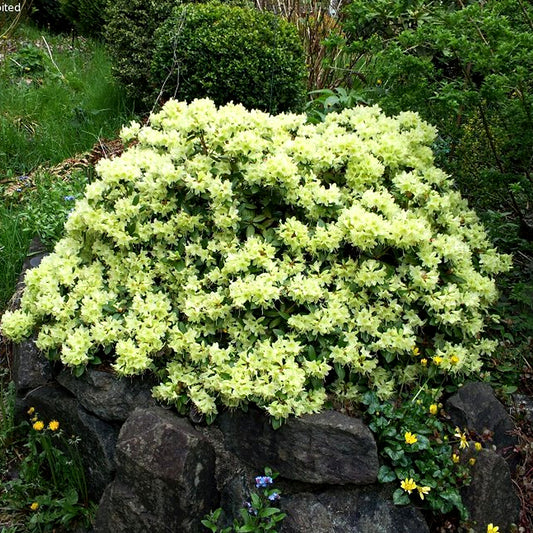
[461,449,520,532]
[280,486,429,533]
[94,407,218,533]
[217,407,378,485]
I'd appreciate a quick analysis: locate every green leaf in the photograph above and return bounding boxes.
[378,465,397,483]
[392,488,410,506]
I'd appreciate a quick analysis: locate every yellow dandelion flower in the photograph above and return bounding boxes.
[30,502,39,511]
[400,478,417,494]
[33,421,44,431]
[475,442,482,451]
[48,420,60,431]
[452,453,460,464]
[433,356,443,366]
[404,431,418,445]
[27,407,35,415]
[417,485,431,500]
[487,525,499,533]
[429,404,438,415]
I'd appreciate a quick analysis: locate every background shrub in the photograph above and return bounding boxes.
[29,0,73,32]
[58,0,108,37]
[151,1,307,113]
[104,0,182,109]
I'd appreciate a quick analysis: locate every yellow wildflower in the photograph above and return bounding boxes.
[48,420,60,431]
[27,407,35,415]
[433,356,443,366]
[450,355,460,365]
[454,427,469,449]
[469,458,476,466]
[429,404,438,415]
[417,485,431,500]
[475,442,482,451]
[33,421,44,431]
[400,478,417,494]
[452,453,460,464]
[404,431,418,445]
[420,358,428,366]
[412,347,420,356]
[30,502,39,511]
[487,525,499,533]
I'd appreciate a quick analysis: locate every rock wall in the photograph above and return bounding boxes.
[7,243,521,533]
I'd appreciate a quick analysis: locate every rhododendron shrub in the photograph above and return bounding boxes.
[1,99,511,421]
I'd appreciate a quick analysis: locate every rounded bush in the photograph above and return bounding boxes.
[104,0,179,107]
[1,99,511,421]
[151,1,307,113]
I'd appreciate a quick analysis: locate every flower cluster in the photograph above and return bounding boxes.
[0,98,511,420]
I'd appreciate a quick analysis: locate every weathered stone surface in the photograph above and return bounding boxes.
[57,368,157,422]
[94,407,218,533]
[461,449,520,532]
[217,408,378,485]
[446,382,516,453]
[280,486,429,533]
[23,385,119,498]
[12,336,54,394]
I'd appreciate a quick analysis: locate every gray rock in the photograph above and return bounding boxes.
[217,408,378,485]
[57,368,157,422]
[280,486,429,533]
[446,382,517,454]
[94,407,218,533]
[461,449,520,532]
[12,336,54,395]
[24,385,119,498]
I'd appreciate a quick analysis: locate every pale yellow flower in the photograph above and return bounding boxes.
[450,355,460,365]
[452,453,460,464]
[487,525,499,533]
[420,358,428,366]
[454,427,469,449]
[469,458,476,466]
[475,442,482,451]
[417,485,431,500]
[27,407,35,415]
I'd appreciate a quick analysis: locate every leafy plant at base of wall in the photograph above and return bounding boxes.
[363,389,485,520]
[202,468,286,533]
[152,1,307,114]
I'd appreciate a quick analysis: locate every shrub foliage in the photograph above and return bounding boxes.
[1,99,511,422]
[151,1,307,114]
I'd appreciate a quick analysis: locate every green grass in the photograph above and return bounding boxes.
[0,21,135,312]
[0,25,133,176]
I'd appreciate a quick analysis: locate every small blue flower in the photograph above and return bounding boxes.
[17,175,30,181]
[255,476,273,488]
[64,195,76,201]
[268,492,280,501]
